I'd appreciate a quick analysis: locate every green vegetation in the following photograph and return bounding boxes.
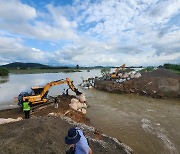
[76,64,79,70]
[8,68,81,74]
[0,62,51,69]
[163,63,180,73]
[138,66,155,73]
[0,68,9,76]
[101,68,111,76]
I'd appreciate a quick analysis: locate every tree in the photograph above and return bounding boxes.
[76,64,79,69]
[0,68,9,76]
[101,68,110,76]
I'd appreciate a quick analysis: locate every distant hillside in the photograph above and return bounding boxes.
[0,62,51,69]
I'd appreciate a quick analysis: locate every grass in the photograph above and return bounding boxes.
[8,68,82,74]
[168,69,180,74]
[138,67,155,73]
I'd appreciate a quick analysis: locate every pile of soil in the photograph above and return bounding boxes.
[142,68,180,78]
[0,95,133,154]
[95,68,180,98]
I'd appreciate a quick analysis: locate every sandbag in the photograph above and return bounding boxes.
[123,73,129,78]
[130,74,135,79]
[77,93,86,103]
[77,108,87,114]
[71,98,79,104]
[134,73,141,78]
[0,117,22,125]
[69,98,87,114]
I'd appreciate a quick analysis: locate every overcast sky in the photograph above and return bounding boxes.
[0,0,180,66]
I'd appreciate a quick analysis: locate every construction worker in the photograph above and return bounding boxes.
[66,88,69,96]
[54,97,59,109]
[23,99,31,119]
[62,89,66,95]
[65,127,92,154]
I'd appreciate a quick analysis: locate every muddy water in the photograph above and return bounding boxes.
[84,89,180,154]
[0,71,180,154]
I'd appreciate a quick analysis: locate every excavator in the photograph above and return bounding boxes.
[110,64,126,79]
[17,78,82,107]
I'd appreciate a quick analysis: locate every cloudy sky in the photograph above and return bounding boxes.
[0,0,180,66]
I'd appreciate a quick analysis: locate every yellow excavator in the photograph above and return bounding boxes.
[111,64,126,79]
[17,78,82,107]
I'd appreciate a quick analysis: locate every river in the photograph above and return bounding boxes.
[0,70,180,154]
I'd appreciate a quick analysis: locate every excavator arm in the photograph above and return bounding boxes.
[111,64,126,79]
[21,78,81,105]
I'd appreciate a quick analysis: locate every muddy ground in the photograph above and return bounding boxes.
[0,95,132,154]
[95,68,180,98]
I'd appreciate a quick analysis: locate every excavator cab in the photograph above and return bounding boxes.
[31,86,44,95]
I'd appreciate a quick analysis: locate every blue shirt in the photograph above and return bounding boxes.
[75,128,90,154]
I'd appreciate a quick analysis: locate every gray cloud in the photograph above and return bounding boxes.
[0,0,180,66]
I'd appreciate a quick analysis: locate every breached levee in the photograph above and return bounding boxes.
[94,68,180,98]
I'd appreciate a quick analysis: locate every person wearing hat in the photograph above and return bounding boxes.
[65,127,92,154]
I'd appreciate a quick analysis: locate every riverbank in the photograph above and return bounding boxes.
[0,95,133,154]
[8,68,82,74]
[95,68,180,98]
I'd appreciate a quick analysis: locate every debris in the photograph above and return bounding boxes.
[130,89,134,93]
[0,117,22,125]
[148,82,152,85]
[64,110,71,116]
[142,90,147,94]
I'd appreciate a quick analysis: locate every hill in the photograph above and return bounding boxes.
[0,62,51,69]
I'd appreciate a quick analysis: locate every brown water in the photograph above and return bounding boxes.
[0,71,180,154]
[84,89,180,154]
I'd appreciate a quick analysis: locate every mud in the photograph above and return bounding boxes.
[95,68,180,98]
[0,95,132,154]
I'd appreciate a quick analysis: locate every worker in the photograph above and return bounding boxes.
[65,127,92,154]
[54,97,59,109]
[66,88,69,96]
[62,89,66,95]
[23,99,31,119]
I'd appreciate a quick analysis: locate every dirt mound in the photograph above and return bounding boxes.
[0,115,132,154]
[142,68,180,78]
[95,68,180,98]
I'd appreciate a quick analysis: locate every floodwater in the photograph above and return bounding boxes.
[0,70,180,154]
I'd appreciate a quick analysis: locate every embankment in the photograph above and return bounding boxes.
[0,95,133,154]
[94,68,180,98]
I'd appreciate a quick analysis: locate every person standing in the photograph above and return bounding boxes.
[54,97,59,109]
[66,88,69,96]
[65,127,92,154]
[23,99,31,119]
[62,89,66,95]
